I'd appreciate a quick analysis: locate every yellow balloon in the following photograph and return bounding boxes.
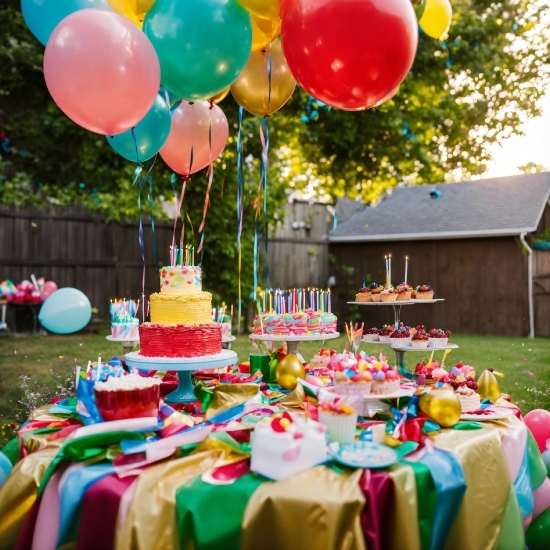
[231,40,296,117]
[276,354,306,390]
[419,0,452,40]
[209,87,230,104]
[477,370,501,403]
[107,0,156,26]
[236,0,280,21]
[251,14,281,52]
[419,388,461,428]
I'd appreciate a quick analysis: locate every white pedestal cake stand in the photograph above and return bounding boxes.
[105,335,140,354]
[222,335,236,349]
[124,349,238,404]
[249,333,340,355]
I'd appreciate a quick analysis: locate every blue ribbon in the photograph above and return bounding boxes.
[417,448,466,550]
[260,117,270,290]
[57,463,115,546]
[236,106,245,328]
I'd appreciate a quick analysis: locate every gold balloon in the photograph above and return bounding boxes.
[236,0,280,21]
[209,87,230,104]
[477,370,501,403]
[419,388,461,428]
[419,0,452,40]
[251,15,281,52]
[107,0,156,26]
[276,354,306,390]
[231,40,296,117]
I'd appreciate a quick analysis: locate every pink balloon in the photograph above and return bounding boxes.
[160,101,229,176]
[41,281,58,299]
[43,9,160,135]
[534,478,550,519]
[524,409,550,453]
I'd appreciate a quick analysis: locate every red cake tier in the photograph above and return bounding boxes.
[139,322,222,358]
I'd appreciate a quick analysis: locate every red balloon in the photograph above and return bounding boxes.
[160,101,229,176]
[525,409,550,453]
[281,0,417,110]
[44,9,160,135]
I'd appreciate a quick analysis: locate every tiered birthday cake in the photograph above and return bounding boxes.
[139,266,221,358]
[110,299,139,339]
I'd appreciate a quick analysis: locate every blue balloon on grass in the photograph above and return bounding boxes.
[39,288,92,334]
[21,0,113,46]
[106,94,171,162]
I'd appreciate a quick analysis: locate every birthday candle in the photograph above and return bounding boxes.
[405,256,408,284]
[388,254,392,286]
[385,255,388,286]
[328,290,331,313]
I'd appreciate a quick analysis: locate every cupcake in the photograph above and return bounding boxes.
[371,365,400,395]
[310,347,332,369]
[380,286,397,302]
[370,283,383,302]
[431,367,449,383]
[363,327,380,342]
[396,283,413,301]
[389,325,411,348]
[332,352,373,396]
[415,285,434,300]
[451,379,481,412]
[355,287,372,302]
[318,396,358,444]
[411,329,429,348]
[428,328,450,348]
[378,324,393,343]
[414,362,437,386]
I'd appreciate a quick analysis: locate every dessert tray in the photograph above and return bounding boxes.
[459,407,513,422]
[249,332,340,354]
[363,387,415,400]
[361,340,459,351]
[347,299,444,305]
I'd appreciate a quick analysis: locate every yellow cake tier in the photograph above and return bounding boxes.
[150,291,212,325]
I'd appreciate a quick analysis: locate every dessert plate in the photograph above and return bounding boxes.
[333,441,398,469]
[363,388,415,400]
[459,407,513,422]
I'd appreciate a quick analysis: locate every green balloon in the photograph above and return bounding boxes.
[495,491,525,550]
[527,430,548,490]
[144,0,252,101]
[526,508,550,550]
[542,449,550,477]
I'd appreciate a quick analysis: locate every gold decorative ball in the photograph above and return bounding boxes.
[419,388,461,428]
[276,354,306,390]
[477,370,501,403]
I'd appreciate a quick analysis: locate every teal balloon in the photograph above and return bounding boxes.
[106,94,171,162]
[21,0,113,46]
[38,288,92,334]
[542,449,550,477]
[528,430,548,491]
[143,0,252,101]
[526,508,550,550]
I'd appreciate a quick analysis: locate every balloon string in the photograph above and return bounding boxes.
[146,156,159,268]
[198,105,214,243]
[267,50,272,113]
[131,127,140,165]
[260,118,270,289]
[253,219,259,301]
[236,106,245,331]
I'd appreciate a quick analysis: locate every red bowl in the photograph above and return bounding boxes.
[94,385,160,422]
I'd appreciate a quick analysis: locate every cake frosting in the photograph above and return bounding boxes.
[150,291,212,325]
[111,318,139,339]
[139,323,221,357]
[160,266,202,293]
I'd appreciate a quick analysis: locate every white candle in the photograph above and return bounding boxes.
[405,256,409,284]
[388,254,392,286]
[385,255,388,286]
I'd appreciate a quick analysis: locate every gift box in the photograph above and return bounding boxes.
[250,414,328,481]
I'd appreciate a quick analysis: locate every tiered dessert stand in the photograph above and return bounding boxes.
[347,299,458,377]
[249,332,340,355]
[105,335,140,354]
[125,349,238,404]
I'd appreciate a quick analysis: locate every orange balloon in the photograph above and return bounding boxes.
[209,87,230,104]
[251,14,281,51]
[231,40,296,117]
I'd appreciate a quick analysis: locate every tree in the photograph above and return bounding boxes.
[518,161,548,174]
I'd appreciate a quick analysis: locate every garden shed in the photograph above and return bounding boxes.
[327,173,550,337]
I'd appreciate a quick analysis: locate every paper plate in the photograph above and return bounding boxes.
[333,441,399,469]
[460,407,513,422]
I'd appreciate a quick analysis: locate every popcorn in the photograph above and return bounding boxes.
[94,373,161,392]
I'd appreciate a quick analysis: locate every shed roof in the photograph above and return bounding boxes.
[329,173,550,242]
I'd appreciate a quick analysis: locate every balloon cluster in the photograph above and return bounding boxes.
[20,0,447,168]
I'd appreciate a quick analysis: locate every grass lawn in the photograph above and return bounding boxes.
[1,331,549,427]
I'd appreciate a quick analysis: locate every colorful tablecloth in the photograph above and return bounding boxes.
[0,404,548,550]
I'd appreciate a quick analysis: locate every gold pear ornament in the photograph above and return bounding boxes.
[419,388,461,428]
[477,369,501,403]
[276,354,306,390]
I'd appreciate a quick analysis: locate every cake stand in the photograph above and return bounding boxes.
[106,335,140,354]
[249,333,340,355]
[222,335,236,350]
[125,349,238,404]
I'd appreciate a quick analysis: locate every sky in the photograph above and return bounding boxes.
[484,92,550,178]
